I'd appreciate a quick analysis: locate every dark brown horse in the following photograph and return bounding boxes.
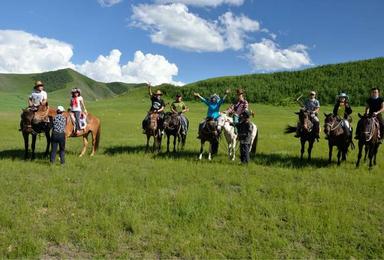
[61,111,101,157]
[356,114,381,168]
[163,112,188,153]
[20,106,55,160]
[144,112,162,152]
[285,109,317,160]
[198,118,219,160]
[323,113,353,165]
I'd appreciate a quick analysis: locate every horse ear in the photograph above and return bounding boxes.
[358,113,362,118]
[323,112,327,117]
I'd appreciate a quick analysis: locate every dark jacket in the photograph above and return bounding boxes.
[333,102,352,119]
[237,120,253,144]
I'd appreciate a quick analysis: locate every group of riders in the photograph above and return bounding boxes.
[26,80,88,136]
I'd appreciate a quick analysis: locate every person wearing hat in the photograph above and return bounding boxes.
[332,92,353,138]
[226,88,249,134]
[50,106,67,165]
[193,89,230,138]
[171,94,189,135]
[28,80,48,111]
[142,84,166,132]
[300,90,321,139]
[236,110,254,164]
[70,88,87,136]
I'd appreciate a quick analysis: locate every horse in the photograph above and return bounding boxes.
[144,112,162,153]
[61,111,101,157]
[285,108,317,160]
[323,113,353,165]
[163,112,188,153]
[356,113,381,168]
[198,118,219,160]
[20,106,55,160]
[217,113,258,160]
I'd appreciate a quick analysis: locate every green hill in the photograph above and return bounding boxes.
[160,57,384,106]
[0,68,144,102]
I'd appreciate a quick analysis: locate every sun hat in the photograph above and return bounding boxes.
[57,106,65,112]
[34,80,44,88]
[309,91,316,95]
[154,90,163,95]
[236,88,244,95]
[210,93,220,100]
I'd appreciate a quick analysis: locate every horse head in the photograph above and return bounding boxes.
[163,112,180,131]
[296,109,312,132]
[20,108,35,133]
[362,115,379,142]
[323,113,336,136]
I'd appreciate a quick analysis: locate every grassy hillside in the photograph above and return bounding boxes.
[160,57,384,106]
[0,68,144,102]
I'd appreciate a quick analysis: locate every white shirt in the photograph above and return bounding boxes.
[29,90,47,106]
[70,96,84,112]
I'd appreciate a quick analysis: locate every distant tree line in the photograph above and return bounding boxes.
[159,57,384,106]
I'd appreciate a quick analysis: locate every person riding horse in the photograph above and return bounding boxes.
[226,88,249,134]
[193,89,229,139]
[142,85,165,133]
[332,92,353,139]
[28,80,48,111]
[70,88,88,136]
[296,90,320,140]
[355,87,384,142]
[171,94,189,135]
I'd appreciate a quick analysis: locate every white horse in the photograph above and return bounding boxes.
[217,113,258,160]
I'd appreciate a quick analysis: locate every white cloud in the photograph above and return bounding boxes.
[219,12,260,50]
[97,0,122,7]
[0,29,75,73]
[155,0,244,7]
[132,3,225,52]
[247,39,312,71]
[76,50,182,85]
[131,4,260,52]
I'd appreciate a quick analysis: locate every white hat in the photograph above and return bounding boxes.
[57,106,65,112]
[309,91,316,95]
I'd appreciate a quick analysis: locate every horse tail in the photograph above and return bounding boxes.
[94,122,101,151]
[251,127,258,156]
[284,125,297,134]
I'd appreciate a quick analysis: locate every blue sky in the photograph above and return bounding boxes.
[0,0,383,85]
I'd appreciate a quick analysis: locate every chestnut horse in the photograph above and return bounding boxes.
[61,111,101,157]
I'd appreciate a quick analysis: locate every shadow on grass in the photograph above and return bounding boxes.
[0,149,50,161]
[253,152,330,168]
[104,145,200,159]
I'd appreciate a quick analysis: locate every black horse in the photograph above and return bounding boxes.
[198,118,219,160]
[356,113,381,168]
[323,113,353,165]
[163,112,189,153]
[20,108,51,160]
[285,109,317,160]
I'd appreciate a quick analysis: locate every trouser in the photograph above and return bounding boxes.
[72,111,81,131]
[50,132,65,164]
[179,114,188,133]
[240,143,251,163]
[341,119,351,136]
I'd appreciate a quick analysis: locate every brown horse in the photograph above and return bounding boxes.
[198,118,219,160]
[356,114,381,168]
[144,112,162,152]
[20,106,56,160]
[61,111,101,157]
[323,113,353,165]
[285,109,317,160]
[163,112,188,153]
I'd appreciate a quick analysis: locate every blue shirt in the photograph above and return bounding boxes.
[200,97,225,120]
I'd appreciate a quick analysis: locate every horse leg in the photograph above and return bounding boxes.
[79,134,89,157]
[90,132,96,156]
[173,135,177,153]
[157,132,162,153]
[31,134,37,160]
[232,140,236,161]
[356,142,363,167]
[145,135,150,153]
[300,139,305,160]
[328,143,333,164]
[208,142,212,161]
[199,141,204,160]
[44,130,51,157]
[23,132,29,160]
[337,149,341,166]
[166,134,170,153]
[307,140,313,161]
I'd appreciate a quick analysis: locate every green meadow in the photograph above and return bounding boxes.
[0,88,383,258]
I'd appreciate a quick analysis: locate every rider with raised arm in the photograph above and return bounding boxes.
[333,92,352,137]
[142,84,165,133]
[303,90,320,140]
[356,87,384,140]
[193,89,229,138]
[171,94,189,135]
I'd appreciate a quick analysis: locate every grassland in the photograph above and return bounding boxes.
[0,88,383,258]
